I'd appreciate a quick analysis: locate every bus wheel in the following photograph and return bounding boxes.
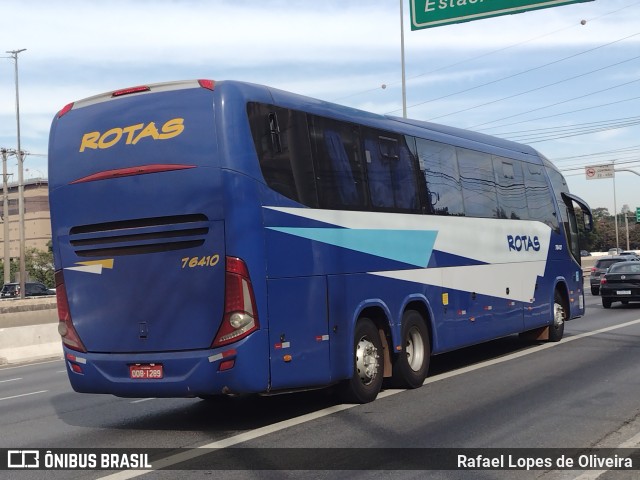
[548,291,566,342]
[340,318,383,404]
[392,310,430,389]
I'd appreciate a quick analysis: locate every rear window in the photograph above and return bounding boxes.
[596,259,623,269]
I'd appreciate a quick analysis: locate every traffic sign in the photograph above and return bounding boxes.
[410,0,594,31]
[585,164,614,180]
[636,207,640,223]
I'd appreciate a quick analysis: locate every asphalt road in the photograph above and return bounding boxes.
[1,289,639,480]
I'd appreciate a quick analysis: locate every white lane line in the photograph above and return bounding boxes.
[571,426,640,480]
[0,358,63,371]
[130,398,156,404]
[0,377,22,383]
[0,390,48,402]
[98,317,640,479]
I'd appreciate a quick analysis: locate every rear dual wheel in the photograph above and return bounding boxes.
[391,310,430,389]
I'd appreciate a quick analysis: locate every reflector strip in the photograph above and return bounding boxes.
[70,164,196,184]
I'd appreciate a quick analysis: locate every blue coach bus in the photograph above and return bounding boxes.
[48,80,592,403]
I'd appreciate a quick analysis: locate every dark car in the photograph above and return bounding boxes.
[589,255,637,295]
[580,250,591,257]
[0,282,55,298]
[600,261,640,308]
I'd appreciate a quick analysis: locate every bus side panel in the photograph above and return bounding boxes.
[267,277,331,390]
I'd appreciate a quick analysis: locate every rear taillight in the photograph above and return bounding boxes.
[212,257,259,348]
[600,278,607,285]
[590,267,596,273]
[55,270,86,352]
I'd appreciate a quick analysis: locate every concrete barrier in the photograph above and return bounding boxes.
[0,297,60,365]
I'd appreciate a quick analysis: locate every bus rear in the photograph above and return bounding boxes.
[48,80,268,397]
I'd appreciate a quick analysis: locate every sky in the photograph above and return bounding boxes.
[1,0,640,216]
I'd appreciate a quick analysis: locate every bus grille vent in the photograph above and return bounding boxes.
[69,214,209,257]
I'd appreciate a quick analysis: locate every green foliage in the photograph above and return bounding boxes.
[25,247,55,287]
[0,247,55,287]
[581,211,640,252]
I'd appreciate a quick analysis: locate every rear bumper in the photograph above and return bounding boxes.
[62,330,269,398]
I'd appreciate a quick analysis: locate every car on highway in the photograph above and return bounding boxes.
[0,282,56,298]
[600,261,640,308]
[580,250,591,257]
[589,255,637,295]
[608,248,624,255]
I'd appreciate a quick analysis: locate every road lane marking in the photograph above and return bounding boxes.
[98,317,640,479]
[0,358,63,371]
[130,398,156,404]
[0,390,48,402]
[0,377,22,383]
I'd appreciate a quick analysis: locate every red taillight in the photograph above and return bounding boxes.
[112,85,151,97]
[57,102,74,118]
[198,79,215,90]
[55,270,86,353]
[212,257,259,348]
[600,278,607,285]
[590,267,596,273]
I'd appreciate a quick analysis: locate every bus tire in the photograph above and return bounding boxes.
[391,310,430,389]
[548,290,566,342]
[340,318,384,404]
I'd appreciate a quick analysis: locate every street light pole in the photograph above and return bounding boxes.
[7,48,27,298]
[399,0,407,118]
[1,149,10,284]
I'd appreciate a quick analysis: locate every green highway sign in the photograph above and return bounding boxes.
[636,207,640,223]
[410,0,594,31]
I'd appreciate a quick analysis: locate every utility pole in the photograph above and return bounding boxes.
[1,148,11,284]
[7,49,26,298]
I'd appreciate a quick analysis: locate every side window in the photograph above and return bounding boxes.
[523,163,559,229]
[415,138,464,216]
[309,116,368,210]
[493,156,528,220]
[457,148,498,218]
[247,103,318,207]
[362,128,420,212]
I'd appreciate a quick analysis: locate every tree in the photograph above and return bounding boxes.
[25,246,55,287]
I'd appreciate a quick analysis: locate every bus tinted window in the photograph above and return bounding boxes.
[524,163,558,229]
[494,156,528,220]
[457,148,499,218]
[309,115,368,210]
[415,138,464,216]
[362,128,420,212]
[248,103,318,207]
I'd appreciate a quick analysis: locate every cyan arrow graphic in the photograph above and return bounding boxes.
[268,228,437,267]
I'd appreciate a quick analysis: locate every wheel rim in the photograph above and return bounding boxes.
[355,336,379,386]
[553,302,565,328]
[405,326,425,372]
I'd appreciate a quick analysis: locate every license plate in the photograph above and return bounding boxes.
[129,364,163,379]
[616,290,632,295]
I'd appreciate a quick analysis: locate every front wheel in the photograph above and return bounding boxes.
[548,291,566,342]
[339,318,384,404]
[391,310,430,389]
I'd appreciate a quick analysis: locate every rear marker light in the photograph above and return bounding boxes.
[198,79,215,90]
[57,102,74,118]
[112,85,151,97]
